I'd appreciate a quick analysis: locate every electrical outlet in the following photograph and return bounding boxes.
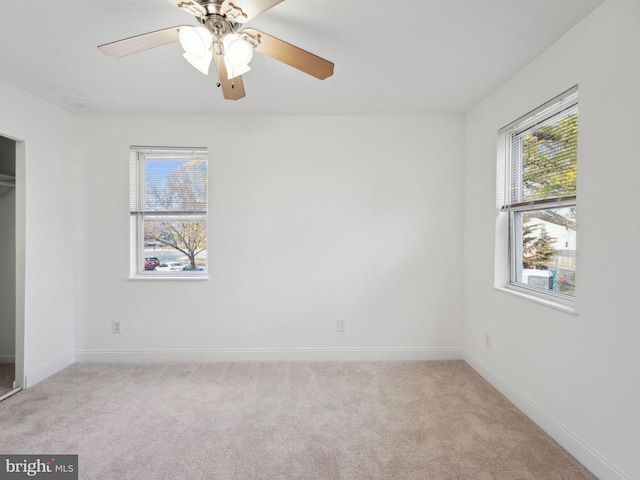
[112,321,122,334]
[485,333,492,349]
[337,319,346,333]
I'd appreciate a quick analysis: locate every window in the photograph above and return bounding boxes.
[497,87,578,303]
[130,147,208,277]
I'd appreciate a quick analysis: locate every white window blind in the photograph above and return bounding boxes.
[497,86,578,210]
[130,147,208,215]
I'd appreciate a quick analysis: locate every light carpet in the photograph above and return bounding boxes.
[0,361,596,479]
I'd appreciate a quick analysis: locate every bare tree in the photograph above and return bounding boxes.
[145,159,207,269]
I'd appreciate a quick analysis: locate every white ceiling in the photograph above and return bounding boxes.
[0,0,604,115]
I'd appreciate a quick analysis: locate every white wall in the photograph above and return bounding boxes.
[463,1,640,479]
[73,114,464,361]
[0,80,76,385]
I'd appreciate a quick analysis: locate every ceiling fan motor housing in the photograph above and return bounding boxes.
[204,14,233,38]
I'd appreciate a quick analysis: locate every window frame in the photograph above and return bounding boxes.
[129,146,209,279]
[496,87,578,310]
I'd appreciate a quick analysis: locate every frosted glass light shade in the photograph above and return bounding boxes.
[223,33,253,68]
[183,51,213,74]
[223,61,251,80]
[179,27,213,75]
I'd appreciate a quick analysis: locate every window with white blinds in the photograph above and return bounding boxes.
[130,147,208,276]
[496,87,578,301]
[497,86,578,210]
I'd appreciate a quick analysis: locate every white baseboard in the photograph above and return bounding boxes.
[0,354,15,363]
[464,351,631,480]
[25,352,75,388]
[75,347,462,363]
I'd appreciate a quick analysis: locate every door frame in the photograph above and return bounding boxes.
[14,138,25,390]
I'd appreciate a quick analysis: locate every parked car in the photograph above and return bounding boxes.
[182,264,205,271]
[144,257,160,271]
[154,261,184,272]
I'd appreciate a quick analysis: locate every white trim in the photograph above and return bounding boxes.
[502,196,577,213]
[24,352,75,388]
[128,274,209,281]
[0,354,15,363]
[498,85,579,134]
[131,146,208,158]
[75,347,463,363]
[464,352,632,480]
[494,286,577,315]
[14,139,25,390]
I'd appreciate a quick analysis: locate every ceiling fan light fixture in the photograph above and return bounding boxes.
[224,61,251,80]
[98,0,335,101]
[183,51,213,74]
[179,26,213,74]
[179,26,211,56]
[223,33,254,68]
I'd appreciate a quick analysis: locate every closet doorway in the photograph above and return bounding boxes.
[0,134,22,401]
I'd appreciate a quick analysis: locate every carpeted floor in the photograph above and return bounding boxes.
[0,361,596,480]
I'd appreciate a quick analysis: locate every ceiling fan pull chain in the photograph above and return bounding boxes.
[213,51,222,88]
[229,66,236,88]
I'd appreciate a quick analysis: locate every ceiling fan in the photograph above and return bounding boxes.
[98,0,334,100]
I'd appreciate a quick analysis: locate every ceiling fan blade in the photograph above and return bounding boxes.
[221,0,284,23]
[165,0,207,17]
[98,26,189,57]
[241,28,334,80]
[213,54,246,100]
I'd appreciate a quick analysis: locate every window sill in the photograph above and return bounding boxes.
[129,275,209,281]
[494,285,577,315]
